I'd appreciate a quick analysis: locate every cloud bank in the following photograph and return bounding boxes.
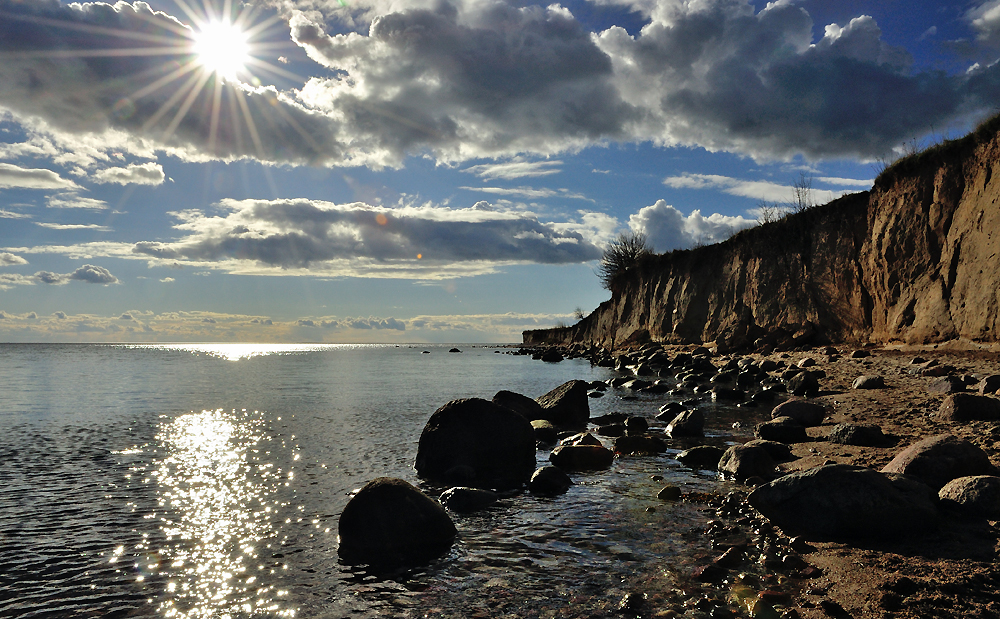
[1,0,997,169]
[629,200,755,252]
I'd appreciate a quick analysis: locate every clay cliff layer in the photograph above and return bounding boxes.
[525,118,1000,350]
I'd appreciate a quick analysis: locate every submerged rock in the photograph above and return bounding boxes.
[338,477,457,566]
[549,444,614,470]
[439,487,499,513]
[676,445,725,469]
[748,465,939,540]
[415,398,536,490]
[528,465,572,496]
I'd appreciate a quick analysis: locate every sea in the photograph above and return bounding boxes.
[0,343,756,619]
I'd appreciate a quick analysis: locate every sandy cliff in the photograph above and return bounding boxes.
[525,117,1000,350]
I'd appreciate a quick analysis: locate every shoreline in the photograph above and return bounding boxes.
[525,342,1000,619]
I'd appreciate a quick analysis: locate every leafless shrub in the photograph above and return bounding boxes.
[596,231,653,290]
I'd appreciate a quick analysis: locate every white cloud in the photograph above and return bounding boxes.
[0,209,32,219]
[0,264,119,287]
[969,1,1000,44]
[816,176,873,187]
[663,173,856,203]
[35,223,112,231]
[628,200,756,252]
[463,159,562,180]
[460,186,591,200]
[128,198,605,279]
[0,163,80,190]
[47,194,110,210]
[0,252,27,266]
[92,162,165,186]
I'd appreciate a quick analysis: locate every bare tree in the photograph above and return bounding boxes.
[755,199,780,225]
[791,172,814,213]
[572,307,585,321]
[597,231,653,290]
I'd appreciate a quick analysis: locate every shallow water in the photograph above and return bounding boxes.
[0,343,753,618]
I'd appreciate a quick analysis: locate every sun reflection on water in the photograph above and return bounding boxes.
[154,409,295,618]
[120,343,372,361]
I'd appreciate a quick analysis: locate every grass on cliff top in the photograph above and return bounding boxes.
[874,111,1000,188]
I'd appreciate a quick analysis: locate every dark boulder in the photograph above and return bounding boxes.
[596,423,626,437]
[787,372,819,397]
[591,412,628,425]
[755,416,808,444]
[536,380,591,427]
[828,423,888,447]
[528,465,572,496]
[978,375,1000,395]
[338,477,457,566]
[880,434,998,490]
[718,444,776,482]
[748,465,938,540]
[625,416,649,434]
[415,398,536,490]
[439,487,499,513]
[937,393,1000,422]
[549,444,614,470]
[771,400,826,427]
[744,439,794,462]
[530,419,558,444]
[559,432,602,447]
[666,409,705,438]
[539,350,563,362]
[938,475,1000,518]
[493,390,544,420]
[676,445,725,469]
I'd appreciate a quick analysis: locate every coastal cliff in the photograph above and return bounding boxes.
[524,116,1000,350]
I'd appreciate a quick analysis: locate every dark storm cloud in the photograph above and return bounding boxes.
[130,198,604,272]
[0,0,347,165]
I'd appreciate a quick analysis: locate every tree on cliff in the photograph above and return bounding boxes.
[597,231,652,290]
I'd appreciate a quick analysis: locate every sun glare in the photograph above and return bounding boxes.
[193,20,250,79]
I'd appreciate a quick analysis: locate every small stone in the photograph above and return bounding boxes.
[657,485,682,501]
[852,375,885,389]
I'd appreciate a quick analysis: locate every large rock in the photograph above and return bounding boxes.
[744,439,794,462]
[549,444,614,470]
[928,376,965,393]
[771,400,826,427]
[613,435,667,456]
[666,409,705,437]
[718,444,776,482]
[978,375,1000,395]
[937,393,1000,422]
[493,390,544,419]
[938,476,1000,518]
[338,477,457,566]
[880,434,998,490]
[530,419,558,444]
[787,372,819,397]
[755,416,808,444]
[748,465,938,540]
[415,398,537,489]
[536,380,591,427]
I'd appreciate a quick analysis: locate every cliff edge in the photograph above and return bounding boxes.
[524,116,1000,351]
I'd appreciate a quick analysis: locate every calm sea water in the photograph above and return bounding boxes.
[0,343,753,619]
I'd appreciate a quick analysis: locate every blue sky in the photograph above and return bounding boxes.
[0,0,998,343]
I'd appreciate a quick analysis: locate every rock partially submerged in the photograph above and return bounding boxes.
[549,444,614,470]
[338,477,457,566]
[666,409,705,438]
[676,445,725,469]
[415,398,536,489]
[748,465,939,540]
[439,487,500,513]
[528,465,572,496]
[536,380,591,427]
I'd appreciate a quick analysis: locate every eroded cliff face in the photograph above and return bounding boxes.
[525,123,1000,350]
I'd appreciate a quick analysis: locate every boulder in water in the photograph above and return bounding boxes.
[493,390,545,420]
[536,380,590,427]
[338,477,457,566]
[666,409,705,438]
[415,398,536,490]
[528,465,572,496]
[549,444,614,470]
[439,487,500,513]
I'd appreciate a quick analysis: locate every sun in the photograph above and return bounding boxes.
[192,20,250,79]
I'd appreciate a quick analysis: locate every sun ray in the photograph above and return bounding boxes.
[163,69,214,140]
[233,86,266,159]
[208,77,224,153]
[142,68,206,132]
[226,85,246,153]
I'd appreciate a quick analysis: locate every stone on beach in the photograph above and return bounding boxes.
[880,434,998,490]
[338,477,457,566]
[744,439,794,462]
[676,445,725,469]
[535,380,591,427]
[718,444,776,482]
[787,371,820,397]
[978,375,1000,395]
[936,393,1000,422]
[938,476,1000,518]
[748,465,939,540]
[415,398,537,490]
[852,375,886,389]
[771,399,826,427]
[827,423,889,446]
[755,416,808,444]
